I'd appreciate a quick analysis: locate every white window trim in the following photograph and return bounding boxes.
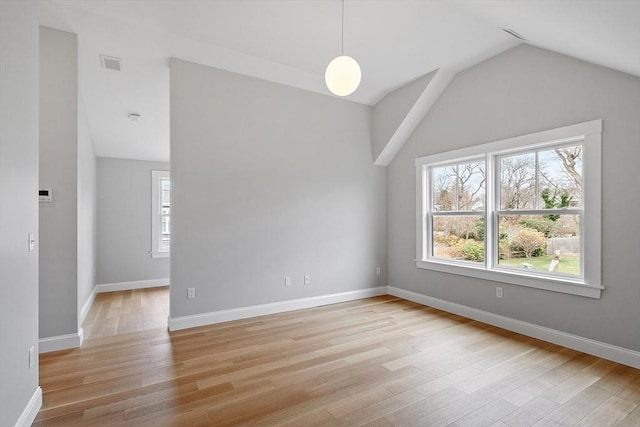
[151,170,170,258]
[415,119,602,298]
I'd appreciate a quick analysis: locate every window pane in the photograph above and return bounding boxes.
[499,153,536,209]
[161,179,170,206]
[432,165,457,211]
[161,214,170,250]
[432,215,484,262]
[432,161,485,212]
[497,214,580,276]
[457,162,485,211]
[538,145,582,209]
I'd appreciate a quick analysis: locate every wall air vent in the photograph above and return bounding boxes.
[100,55,122,71]
[501,28,526,41]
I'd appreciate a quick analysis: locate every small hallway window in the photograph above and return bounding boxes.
[151,170,170,258]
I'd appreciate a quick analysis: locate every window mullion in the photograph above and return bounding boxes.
[429,211,484,216]
[495,208,583,216]
[486,153,494,271]
[426,212,432,259]
[454,164,459,212]
[421,165,429,261]
[535,150,540,209]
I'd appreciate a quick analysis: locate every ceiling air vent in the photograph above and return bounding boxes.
[100,55,122,71]
[502,28,526,41]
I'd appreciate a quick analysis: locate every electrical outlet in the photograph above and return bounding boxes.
[496,287,503,298]
[29,346,35,369]
[285,277,291,287]
[376,267,381,276]
[304,275,310,285]
[187,288,196,299]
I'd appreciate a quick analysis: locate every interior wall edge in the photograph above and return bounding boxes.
[39,329,84,354]
[95,278,170,293]
[13,386,42,427]
[79,286,97,326]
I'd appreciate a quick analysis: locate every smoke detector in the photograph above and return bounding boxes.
[100,55,122,71]
[129,113,141,121]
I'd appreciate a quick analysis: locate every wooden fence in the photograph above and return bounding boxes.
[547,236,580,255]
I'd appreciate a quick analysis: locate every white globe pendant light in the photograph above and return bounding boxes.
[325,0,361,96]
[325,55,361,96]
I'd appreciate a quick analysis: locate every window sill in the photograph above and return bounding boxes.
[416,259,602,299]
[151,251,170,259]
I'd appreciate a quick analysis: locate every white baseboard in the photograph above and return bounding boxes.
[95,278,170,293]
[388,286,640,369]
[79,287,97,325]
[168,286,388,331]
[39,328,83,353]
[14,386,42,427]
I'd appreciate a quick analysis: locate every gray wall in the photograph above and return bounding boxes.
[97,157,170,284]
[170,58,387,318]
[387,45,640,351]
[0,2,40,425]
[39,26,78,339]
[78,100,97,322]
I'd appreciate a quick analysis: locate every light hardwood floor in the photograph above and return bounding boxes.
[37,292,639,426]
[82,287,169,339]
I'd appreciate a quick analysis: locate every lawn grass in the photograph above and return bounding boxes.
[499,254,580,275]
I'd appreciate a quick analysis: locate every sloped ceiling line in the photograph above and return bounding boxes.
[372,68,456,166]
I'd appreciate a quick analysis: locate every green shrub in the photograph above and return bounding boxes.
[498,238,511,258]
[435,234,460,247]
[457,239,484,262]
[474,218,485,241]
[517,218,553,237]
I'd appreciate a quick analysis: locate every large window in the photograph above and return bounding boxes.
[151,170,170,258]
[416,120,602,298]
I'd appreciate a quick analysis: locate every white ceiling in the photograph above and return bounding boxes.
[38,0,640,163]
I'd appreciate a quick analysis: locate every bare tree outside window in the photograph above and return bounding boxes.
[500,154,536,210]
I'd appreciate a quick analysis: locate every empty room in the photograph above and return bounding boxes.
[1,0,639,426]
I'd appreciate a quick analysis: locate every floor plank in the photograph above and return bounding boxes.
[82,287,169,339]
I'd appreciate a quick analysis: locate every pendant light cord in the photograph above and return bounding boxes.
[341,0,344,56]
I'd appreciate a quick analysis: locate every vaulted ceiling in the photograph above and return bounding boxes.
[38,0,640,162]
